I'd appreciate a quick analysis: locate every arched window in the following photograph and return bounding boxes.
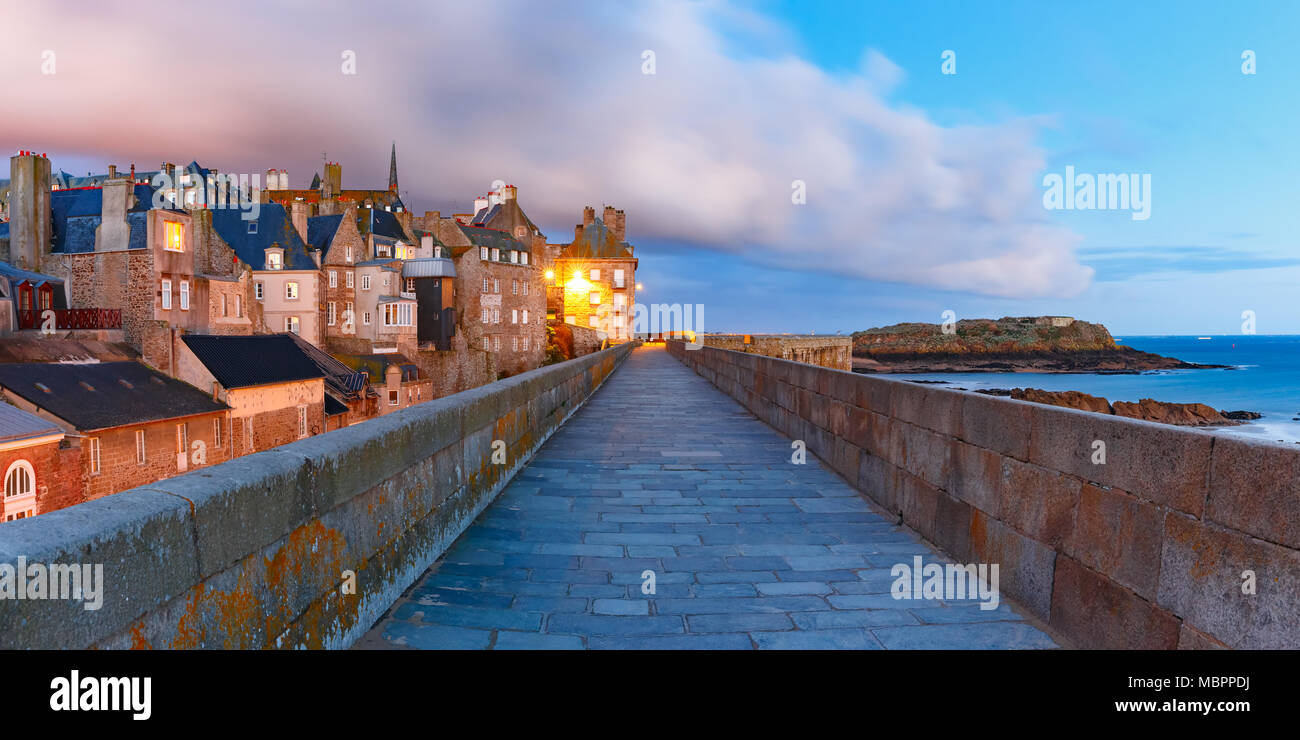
[4,460,34,498]
[3,460,36,522]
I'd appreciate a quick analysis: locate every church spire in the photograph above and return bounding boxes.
[388,141,398,192]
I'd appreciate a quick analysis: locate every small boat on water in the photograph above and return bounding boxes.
[1197,336,1212,340]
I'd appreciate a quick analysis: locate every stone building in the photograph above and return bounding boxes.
[0,361,232,505]
[548,205,638,341]
[175,334,327,454]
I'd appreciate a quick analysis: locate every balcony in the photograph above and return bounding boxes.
[17,308,123,331]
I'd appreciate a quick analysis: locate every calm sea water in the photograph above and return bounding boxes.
[887,335,1300,444]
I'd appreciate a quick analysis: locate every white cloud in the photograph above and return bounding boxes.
[0,0,1090,298]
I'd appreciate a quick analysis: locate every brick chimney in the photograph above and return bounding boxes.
[582,206,595,226]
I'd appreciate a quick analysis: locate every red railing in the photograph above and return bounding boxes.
[16,308,122,330]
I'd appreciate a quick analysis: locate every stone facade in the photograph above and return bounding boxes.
[701,334,852,372]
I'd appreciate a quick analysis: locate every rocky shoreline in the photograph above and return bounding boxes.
[971,387,1258,428]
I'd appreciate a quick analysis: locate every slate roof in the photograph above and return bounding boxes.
[0,362,229,432]
[285,332,370,401]
[334,353,421,384]
[306,214,343,252]
[210,203,318,271]
[0,261,64,287]
[458,224,528,255]
[181,334,325,390]
[50,184,157,253]
[560,216,634,260]
[360,207,413,243]
[402,258,456,278]
[0,402,63,444]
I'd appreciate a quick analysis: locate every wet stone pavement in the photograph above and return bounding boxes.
[360,345,1059,649]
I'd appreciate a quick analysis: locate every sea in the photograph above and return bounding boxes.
[886,334,1300,445]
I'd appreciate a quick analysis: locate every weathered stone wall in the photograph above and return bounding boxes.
[0,342,635,649]
[667,341,1300,649]
[702,334,852,372]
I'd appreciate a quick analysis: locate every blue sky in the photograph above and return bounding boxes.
[3,0,1297,335]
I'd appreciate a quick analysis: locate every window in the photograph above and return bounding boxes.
[285,281,299,300]
[345,271,354,288]
[614,269,625,288]
[521,252,529,266]
[179,280,190,310]
[383,302,413,326]
[90,437,101,474]
[480,246,489,260]
[481,308,489,324]
[267,252,282,270]
[176,423,188,455]
[483,277,490,292]
[491,248,499,261]
[434,246,443,258]
[234,295,241,317]
[590,269,600,281]
[39,288,51,311]
[346,246,353,263]
[522,282,529,296]
[493,279,500,293]
[362,311,371,325]
[361,275,370,291]
[522,309,529,324]
[522,336,530,351]
[297,406,308,437]
[405,278,415,293]
[285,316,300,334]
[590,291,601,305]
[136,430,146,465]
[492,308,500,324]
[221,294,228,317]
[3,460,36,520]
[329,270,337,288]
[328,302,336,326]
[245,418,254,451]
[511,309,518,324]
[565,315,576,325]
[589,316,599,328]
[214,419,222,447]
[512,336,518,351]
[388,390,399,406]
[255,282,264,300]
[614,294,626,310]
[247,222,258,234]
[512,280,518,295]
[510,250,518,264]
[164,221,184,252]
[161,279,172,310]
[493,335,500,351]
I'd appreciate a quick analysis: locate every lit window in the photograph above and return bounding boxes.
[267,252,282,270]
[164,221,184,252]
[590,269,600,281]
[285,316,300,334]
[589,315,599,328]
[161,279,172,310]
[285,281,299,300]
[590,292,601,305]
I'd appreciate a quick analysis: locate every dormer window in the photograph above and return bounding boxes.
[265,249,283,270]
[480,247,488,260]
[491,248,499,261]
[247,221,258,234]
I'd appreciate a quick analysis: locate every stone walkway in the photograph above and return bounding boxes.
[361,345,1059,649]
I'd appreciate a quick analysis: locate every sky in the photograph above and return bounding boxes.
[2,0,1297,335]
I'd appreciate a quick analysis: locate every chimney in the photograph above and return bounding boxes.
[613,209,626,242]
[582,206,595,226]
[108,164,117,179]
[96,179,131,252]
[129,164,136,183]
[574,224,585,242]
[7,151,52,270]
[502,184,517,200]
[289,201,310,242]
[473,196,489,215]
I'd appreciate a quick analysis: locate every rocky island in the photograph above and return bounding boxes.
[975,388,1250,427]
[851,316,1226,373]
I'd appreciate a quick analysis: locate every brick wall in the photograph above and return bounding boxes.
[668,341,1300,649]
[0,441,81,519]
[0,341,636,649]
[81,413,233,501]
